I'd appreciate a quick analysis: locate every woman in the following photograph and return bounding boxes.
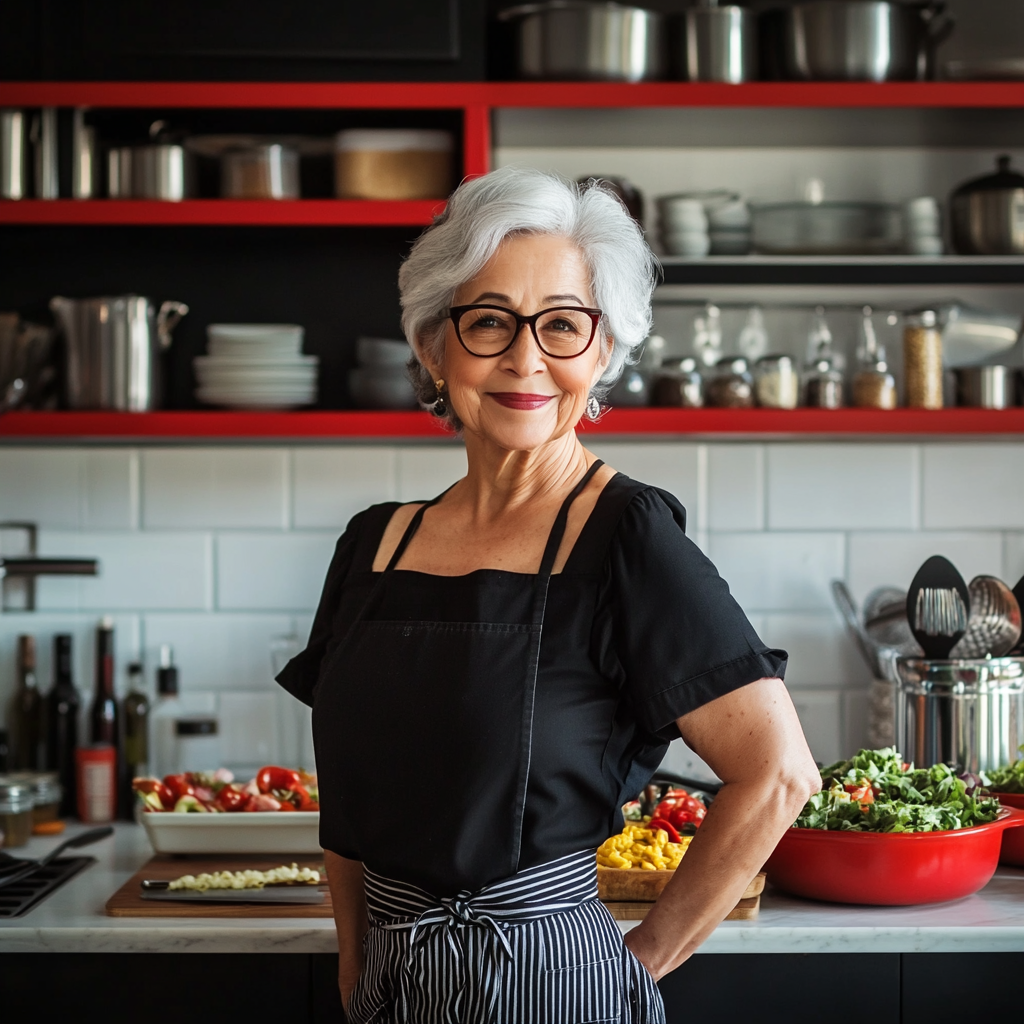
[278,167,820,1024]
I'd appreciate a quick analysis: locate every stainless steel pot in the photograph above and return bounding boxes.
[681,3,756,83]
[896,657,1024,773]
[50,295,188,411]
[498,1,666,82]
[954,365,1014,409]
[782,1,953,82]
[950,156,1024,256]
[0,110,27,200]
[221,143,300,199]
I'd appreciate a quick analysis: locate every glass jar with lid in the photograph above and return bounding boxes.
[0,777,35,847]
[653,357,703,407]
[754,354,799,409]
[705,356,754,408]
[10,771,62,826]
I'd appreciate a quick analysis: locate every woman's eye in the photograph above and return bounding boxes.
[472,316,503,330]
[548,318,579,334]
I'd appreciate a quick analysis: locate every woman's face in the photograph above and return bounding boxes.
[425,233,610,451]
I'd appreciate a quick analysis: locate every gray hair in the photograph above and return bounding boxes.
[398,166,659,430]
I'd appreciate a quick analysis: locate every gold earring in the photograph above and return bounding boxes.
[431,379,447,418]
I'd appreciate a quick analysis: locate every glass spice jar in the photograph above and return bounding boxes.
[652,357,703,408]
[904,309,943,409]
[0,778,35,848]
[803,359,845,409]
[853,350,898,409]
[705,357,754,409]
[754,355,800,409]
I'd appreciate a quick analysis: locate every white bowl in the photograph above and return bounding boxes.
[348,367,417,409]
[708,200,752,231]
[196,353,318,367]
[142,810,321,855]
[661,230,711,258]
[207,323,304,344]
[357,337,413,367]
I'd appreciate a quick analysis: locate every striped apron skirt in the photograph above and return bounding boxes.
[347,850,666,1024]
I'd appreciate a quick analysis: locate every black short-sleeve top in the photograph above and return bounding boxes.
[277,473,786,895]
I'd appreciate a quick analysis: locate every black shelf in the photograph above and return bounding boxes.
[658,256,1024,287]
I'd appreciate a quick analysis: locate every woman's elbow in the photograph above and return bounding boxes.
[778,753,822,817]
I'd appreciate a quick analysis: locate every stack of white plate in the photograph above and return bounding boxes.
[195,324,318,409]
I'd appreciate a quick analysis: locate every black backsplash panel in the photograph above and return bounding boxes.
[5,0,485,81]
[0,224,423,410]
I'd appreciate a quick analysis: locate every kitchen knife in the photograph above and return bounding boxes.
[140,885,327,905]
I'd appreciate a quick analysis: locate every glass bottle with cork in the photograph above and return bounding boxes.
[46,634,80,817]
[120,660,149,819]
[9,634,46,770]
[89,617,121,815]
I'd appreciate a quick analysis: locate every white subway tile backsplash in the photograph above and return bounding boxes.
[707,444,764,532]
[1003,533,1024,588]
[759,612,870,689]
[585,442,701,518]
[922,445,1024,529]
[218,691,280,768]
[789,689,843,765]
[142,613,293,691]
[659,739,719,785]
[396,446,467,502]
[707,532,845,612]
[216,532,337,610]
[0,449,83,528]
[767,444,918,530]
[37,531,213,611]
[83,450,138,529]
[293,447,397,529]
[843,688,870,757]
[847,531,1004,605]
[142,448,288,529]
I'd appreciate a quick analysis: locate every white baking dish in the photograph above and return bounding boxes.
[142,812,321,855]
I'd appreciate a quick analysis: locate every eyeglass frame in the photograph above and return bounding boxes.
[448,304,604,359]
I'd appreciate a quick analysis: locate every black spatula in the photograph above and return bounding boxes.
[906,555,970,659]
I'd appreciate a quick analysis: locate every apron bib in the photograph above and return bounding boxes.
[313,461,604,893]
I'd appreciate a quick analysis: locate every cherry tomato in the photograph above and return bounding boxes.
[163,774,197,803]
[132,777,176,810]
[214,785,247,812]
[256,766,302,794]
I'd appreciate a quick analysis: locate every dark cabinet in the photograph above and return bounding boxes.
[2,0,485,81]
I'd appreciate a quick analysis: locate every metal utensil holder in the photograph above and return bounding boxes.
[896,656,1024,773]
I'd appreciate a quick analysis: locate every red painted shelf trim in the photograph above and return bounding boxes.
[3,408,1024,440]
[0,199,445,226]
[1,81,1024,109]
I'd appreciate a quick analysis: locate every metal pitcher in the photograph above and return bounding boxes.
[50,295,188,411]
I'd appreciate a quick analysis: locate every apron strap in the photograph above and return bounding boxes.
[536,459,605,584]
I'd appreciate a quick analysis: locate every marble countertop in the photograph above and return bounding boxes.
[3,823,1024,954]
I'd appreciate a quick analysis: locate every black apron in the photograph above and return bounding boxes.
[313,460,605,894]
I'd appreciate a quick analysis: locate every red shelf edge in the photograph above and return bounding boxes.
[3,408,1023,441]
[0,199,444,227]
[1,81,1023,110]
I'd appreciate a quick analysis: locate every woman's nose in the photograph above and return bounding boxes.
[503,324,545,376]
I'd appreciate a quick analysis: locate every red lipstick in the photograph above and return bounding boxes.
[488,392,555,410]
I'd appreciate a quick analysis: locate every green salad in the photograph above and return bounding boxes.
[984,748,1024,794]
[794,747,1001,833]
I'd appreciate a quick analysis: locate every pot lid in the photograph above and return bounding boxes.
[954,155,1024,195]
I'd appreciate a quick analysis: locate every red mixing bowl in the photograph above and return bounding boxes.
[995,793,1024,867]
[765,806,1024,905]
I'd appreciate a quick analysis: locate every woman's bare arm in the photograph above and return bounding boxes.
[623,678,820,979]
[323,850,369,1013]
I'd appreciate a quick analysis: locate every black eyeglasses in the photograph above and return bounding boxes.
[449,304,603,359]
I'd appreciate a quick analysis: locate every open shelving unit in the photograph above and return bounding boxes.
[1,79,1022,440]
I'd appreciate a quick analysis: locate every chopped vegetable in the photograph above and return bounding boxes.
[167,863,320,891]
[984,746,1024,794]
[795,747,1001,833]
[646,817,683,843]
[164,774,197,803]
[652,789,707,831]
[173,795,209,813]
[132,778,175,810]
[597,822,692,870]
[132,768,318,813]
[214,785,247,812]
[256,766,302,794]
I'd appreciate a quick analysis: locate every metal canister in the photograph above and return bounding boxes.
[0,109,27,200]
[681,4,756,83]
[896,657,1024,773]
[954,365,1014,409]
[903,308,943,409]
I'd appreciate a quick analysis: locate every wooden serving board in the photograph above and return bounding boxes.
[599,872,766,923]
[106,855,331,918]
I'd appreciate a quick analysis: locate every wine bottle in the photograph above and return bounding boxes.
[9,634,46,770]
[47,634,80,816]
[120,660,149,819]
[89,618,120,813]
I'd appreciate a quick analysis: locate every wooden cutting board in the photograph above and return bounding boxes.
[107,857,766,922]
[599,871,766,922]
[106,855,331,918]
